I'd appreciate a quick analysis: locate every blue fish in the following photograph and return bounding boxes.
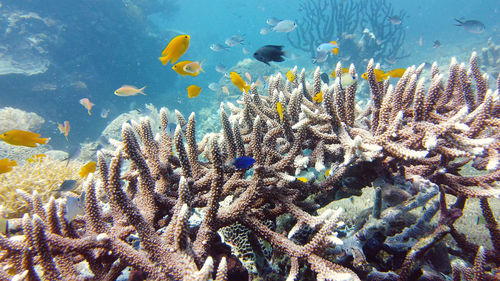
[232,156,256,169]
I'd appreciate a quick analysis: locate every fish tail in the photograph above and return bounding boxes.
[36,137,49,145]
[88,110,91,116]
[65,135,69,142]
[332,48,339,55]
[244,84,250,93]
[158,56,169,65]
[139,86,147,95]
[454,18,463,25]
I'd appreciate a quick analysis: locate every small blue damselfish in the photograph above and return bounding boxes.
[232,156,256,169]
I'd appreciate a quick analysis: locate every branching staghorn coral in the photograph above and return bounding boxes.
[0,52,498,280]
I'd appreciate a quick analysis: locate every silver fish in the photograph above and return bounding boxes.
[388,16,402,25]
[272,20,297,33]
[260,27,271,35]
[210,43,229,52]
[58,180,78,192]
[455,18,485,34]
[64,192,85,222]
[266,17,281,26]
[312,50,329,64]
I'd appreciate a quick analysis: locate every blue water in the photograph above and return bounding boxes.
[0,0,497,151]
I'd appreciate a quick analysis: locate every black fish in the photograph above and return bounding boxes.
[455,18,485,34]
[253,45,285,65]
[320,73,329,84]
[432,40,441,49]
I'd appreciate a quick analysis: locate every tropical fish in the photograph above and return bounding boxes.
[388,16,402,25]
[313,92,323,103]
[187,85,202,98]
[79,98,94,115]
[286,70,295,82]
[65,192,85,222]
[114,85,146,96]
[254,45,286,65]
[316,41,339,55]
[0,130,48,147]
[26,154,46,164]
[159,34,190,65]
[385,68,406,78]
[210,43,229,52]
[183,60,205,75]
[58,121,70,142]
[259,27,271,35]
[58,179,78,192]
[272,20,297,32]
[454,19,485,34]
[312,51,329,64]
[266,17,281,26]
[100,108,110,119]
[433,40,441,49]
[215,64,227,74]
[240,73,250,85]
[172,61,199,77]
[242,47,250,55]
[222,86,230,95]
[361,69,387,82]
[320,73,329,84]
[296,177,308,183]
[225,35,244,47]
[325,169,331,176]
[208,82,220,91]
[277,102,283,122]
[164,122,177,138]
[338,73,357,90]
[79,161,96,178]
[232,156,256,170]
[230,72,250,92]
[0,158,17,174]
[330,68,349,78]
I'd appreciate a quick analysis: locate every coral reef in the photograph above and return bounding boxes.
[0,157,82,219]
[0,107,45,132]
[287,0,408,66]
[0,53,499,280]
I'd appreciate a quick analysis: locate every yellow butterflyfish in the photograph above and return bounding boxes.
[187,85,202,98]
[79,162,97,178]
[361,69,387,82]
[330,67,349,78]
[159,34,190,65]
[0,130,49,147]
[277,102,284,122]
[0,158,17,174]
[286,70,295,82]
[313,91,323,103]
[230,71,250,93]
[296,177,308,183]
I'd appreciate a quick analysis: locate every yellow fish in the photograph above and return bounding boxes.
[187,85,201,98]
[361,69,387,82]
[286,70,295,82]
[313,91,323,103]
[79,161,97,178]
[114,85,146,96]
[230,71,250,93]
[172,61,200,77]
[325,169,331,176]
[0,158,17,174]
[296,177,308,183]
[183,60,205,75]
[277,102,284,122]
[385,68,406,78]
[330,67,349,78]
[159,34,190,65]
[27,154,46,164]
[0,130,49,147]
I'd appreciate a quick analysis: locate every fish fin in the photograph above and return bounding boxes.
[88,110,91,116]
[139,86,147,95]
[36,137,49,145]
[200,59,205,72]
[454,18,464,25]
[158,56,170,65]
[329,41,338,45]
[331,48,339,55]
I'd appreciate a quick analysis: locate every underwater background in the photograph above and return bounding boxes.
[0,0,498,151]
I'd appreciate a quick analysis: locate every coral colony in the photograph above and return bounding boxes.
[1,52,499,280]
